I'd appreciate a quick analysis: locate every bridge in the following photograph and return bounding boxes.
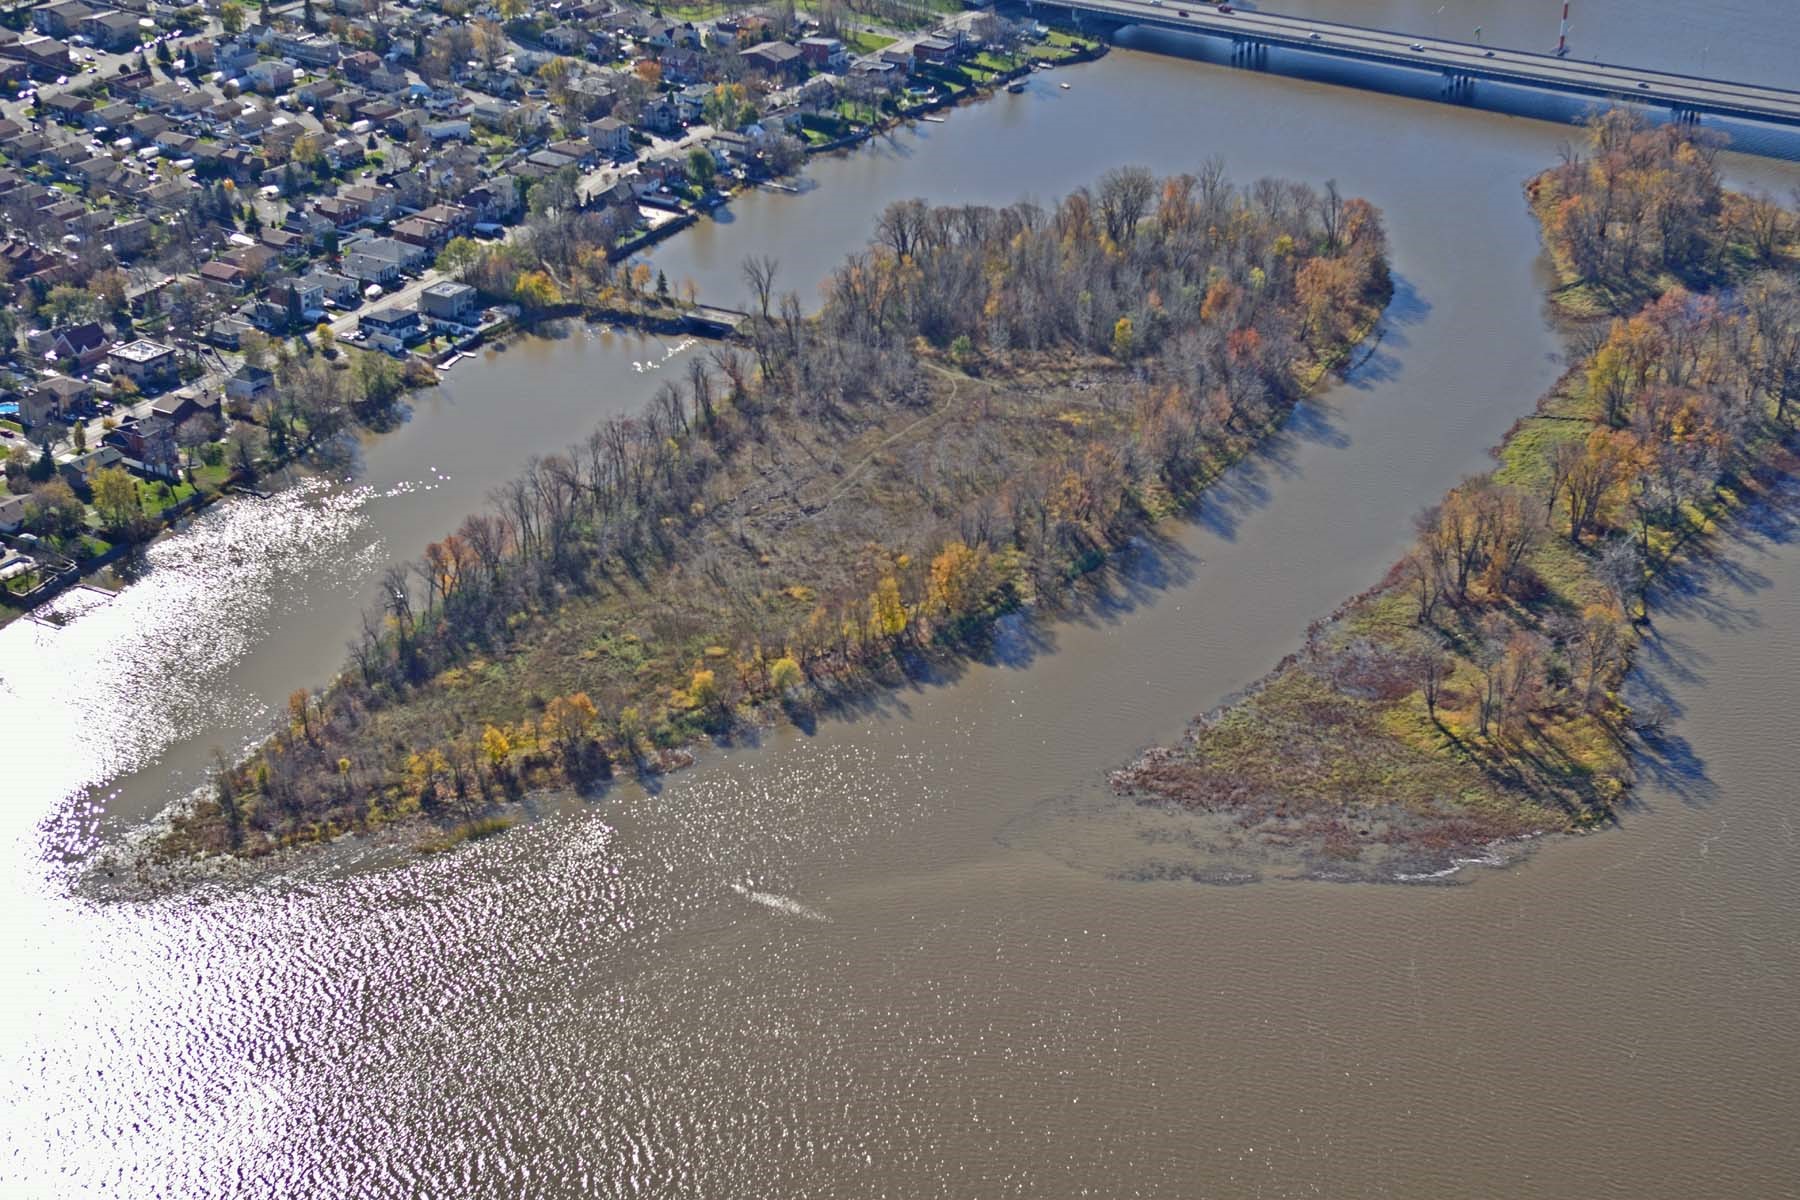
[1032,0,1800,128]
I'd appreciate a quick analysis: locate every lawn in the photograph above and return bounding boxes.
[1028,31,1098,61]
[136,477,199,519]
[845,29,896,55]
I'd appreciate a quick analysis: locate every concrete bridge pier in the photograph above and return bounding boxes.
[1230,38,1269,69]
[1669,105,1701,126]
[1440,70,1474,102]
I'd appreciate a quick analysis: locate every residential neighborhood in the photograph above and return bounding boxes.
[0,0,1064,611]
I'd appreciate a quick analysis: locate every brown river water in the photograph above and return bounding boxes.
[3,2,1799,1194]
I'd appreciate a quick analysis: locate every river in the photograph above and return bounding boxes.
[2,1,1799,1194]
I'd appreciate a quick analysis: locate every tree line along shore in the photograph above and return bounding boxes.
[166,164,1392,857]
[1113,111,1800,879]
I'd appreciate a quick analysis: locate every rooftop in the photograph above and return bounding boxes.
[111,338,175,363]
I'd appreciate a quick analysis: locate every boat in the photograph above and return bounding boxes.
[1006,80,1025,93]
[1059,81,1071,90]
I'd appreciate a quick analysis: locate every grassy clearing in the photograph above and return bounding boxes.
[845,29,896,54]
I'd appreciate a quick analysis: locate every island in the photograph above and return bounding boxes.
[168,165,1392,856]
[1113,111,1800,879]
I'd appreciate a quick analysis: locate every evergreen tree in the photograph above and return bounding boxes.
[28,441,54,483]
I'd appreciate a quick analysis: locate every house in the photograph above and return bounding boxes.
[526,147,579,174]
[217,147,267,183]
[135,81,187,112]
[342,250,399,288]
[415,204,474,238]
[579,111,630,159]
[259,227,308,256]
[272,32,340,68]
[640,154,686,185]
[78,10,142,52]
[0,492,28,534]
[639,95,680,134]
[244,297,292,332]
[244,60,296,94]
[107,339,179,389]
[358,305,423,354]
[913,37,959,66]
[59,445,123,489]
[798,36,849,72]
[140,178,195,213]
[0,35,72,80]
[40,92,93,125]
[31,1,95,39]
[462,180,522,223]
[198,260,249,293]
[279,277,326,318]
[206,316,253,350]
[103,414,178,478]
[102,218,153,258]
[215,38,256,76]
[390,215,449,249]
[282,208,335,245]
[177,36,216,69]
[295,78,342,109]
[87,101,135,133]
[50,322,109,372]
[420,280,478,324]
[423,119,472,144]
[222,243,279,279]
[740,41,805,80]
[542,24,588,54]
[340,183,396,223]
[146,390,221,431]
[314,195,366,229]
[707,17,747,49]
[350,234,429,273]
[127,113,171,145]
[23,374,91,426]
[675,82,713,125]
[659,47,704,85]
[226,364,274,405]
[341,49,381,82]
[298,269,360,307]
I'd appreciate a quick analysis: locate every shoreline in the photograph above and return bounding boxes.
[6,39,1107,630]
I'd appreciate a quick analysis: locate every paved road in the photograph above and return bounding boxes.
[1057,0,1800,124]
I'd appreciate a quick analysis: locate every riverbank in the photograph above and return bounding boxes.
[1112,115,1800,880]
[1,339,447,629]
[156,170,1391,861]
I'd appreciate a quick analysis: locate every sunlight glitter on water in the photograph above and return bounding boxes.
[0,477,377,856]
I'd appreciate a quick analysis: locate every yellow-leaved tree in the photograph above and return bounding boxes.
[867,575,907,641]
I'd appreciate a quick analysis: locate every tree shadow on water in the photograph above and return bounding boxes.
[1192,396,1351,541]
[1620,484,1800,810]
[1342,273,1428,390]
[1631,722,1717,810]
